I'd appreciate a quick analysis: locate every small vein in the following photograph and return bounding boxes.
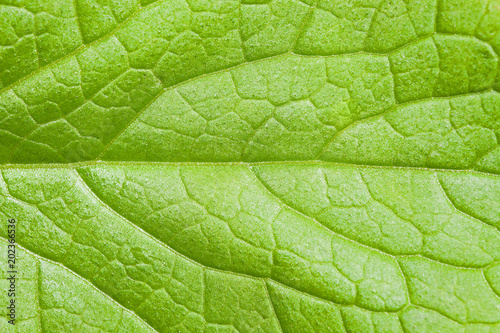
[482,269,500,299]
[264,281,285,333]
[74,168,356,308]
[0,0,161,96]
[248,165,398,259]
[472,145,500,169]
[250,165,500,269]
[436,174,500,233]
[291,0,318,51]
[411,304,465,326]
[37,259,44,333]
[0,238,159,333]
[315,89,495,160]
[72,0,85,44]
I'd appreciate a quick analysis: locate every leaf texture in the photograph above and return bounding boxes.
[0,0,499,332]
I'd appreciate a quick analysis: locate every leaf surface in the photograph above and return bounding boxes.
[0,0,500,332]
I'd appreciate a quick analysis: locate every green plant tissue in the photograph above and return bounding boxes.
[0,0,499,331]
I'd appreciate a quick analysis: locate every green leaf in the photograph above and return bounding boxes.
[0,0,499,332]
